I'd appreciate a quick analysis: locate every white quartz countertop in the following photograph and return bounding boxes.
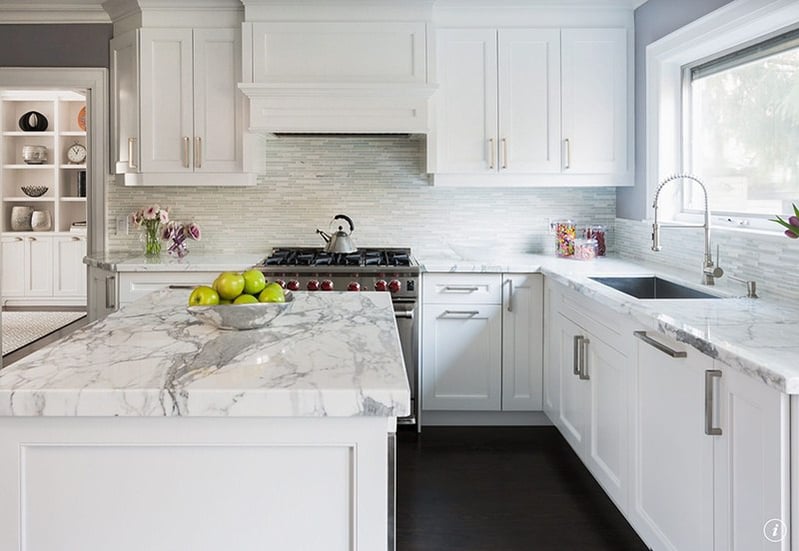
[0,290,410,417]
[84,253,264,272]
[419,253,799,394]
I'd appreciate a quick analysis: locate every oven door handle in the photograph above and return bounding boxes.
[395,310,414,320]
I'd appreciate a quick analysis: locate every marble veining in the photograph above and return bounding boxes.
[84,253,264,273]
[419,253,799,394]
[0,290,410,417]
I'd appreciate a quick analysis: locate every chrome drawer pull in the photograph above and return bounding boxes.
[573,335,583,376]
[442,286,479,292]
[634,331,687,358]
[442,310,479,318]
[395,311,414,320]
[705,370,722,436]
[579,337,590,380]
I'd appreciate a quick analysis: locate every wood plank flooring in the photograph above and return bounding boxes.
[397,427,649,551]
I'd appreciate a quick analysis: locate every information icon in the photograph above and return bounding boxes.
[763,519,787,542]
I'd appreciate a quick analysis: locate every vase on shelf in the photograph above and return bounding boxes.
[142,223,162,257]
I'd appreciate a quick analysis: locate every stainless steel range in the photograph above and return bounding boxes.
[255,247,419,425]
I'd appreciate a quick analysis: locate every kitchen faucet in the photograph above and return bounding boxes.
[651,174,724,285]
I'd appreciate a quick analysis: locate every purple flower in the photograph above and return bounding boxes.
[790,216,799,227]
[159,209,169,224]
[143,206,158,221]
[187,222,201,241]
[786,229,799,239]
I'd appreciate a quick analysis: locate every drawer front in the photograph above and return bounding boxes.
[423,274,503,305]
[119,272,218,305]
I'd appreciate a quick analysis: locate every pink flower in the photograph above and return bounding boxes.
[143,206,158,221]
[159,210,169,224]
[187,222,201,241]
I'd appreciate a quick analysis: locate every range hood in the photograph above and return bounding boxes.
[239,82,437,135]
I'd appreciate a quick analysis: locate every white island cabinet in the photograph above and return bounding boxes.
[0,290,409,551]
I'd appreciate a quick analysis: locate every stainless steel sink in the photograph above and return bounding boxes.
[589,276,721,300]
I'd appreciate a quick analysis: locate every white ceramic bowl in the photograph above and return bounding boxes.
[187,292,294,330]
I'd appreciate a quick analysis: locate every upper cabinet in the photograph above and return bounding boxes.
[110,22,253,186]
[430,26,631,187]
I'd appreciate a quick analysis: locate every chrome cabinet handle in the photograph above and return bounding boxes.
[705,369,722,436]
[488,138,495,169]
[14,237,23,241]
[195,137,202,168]
[634,331,687,358]
[564,138,571,169]
[442,310,479,318]
[579,337,590,380]
[505,278,513,312]
[442,286,479,293]
[183,137,190,168]
[105,275,117,310]
[128,137,137,169]
[71,236,82,241]
[573,335,583,376]
[501,138,508,169]
[27,236,37,241]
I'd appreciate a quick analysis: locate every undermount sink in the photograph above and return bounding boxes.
[589,276,721,300]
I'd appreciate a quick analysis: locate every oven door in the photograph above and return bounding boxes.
[393,299,418,425]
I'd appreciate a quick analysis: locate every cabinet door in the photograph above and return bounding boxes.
[632,332,714,551]
[193,28,241,173]
[140,28,194,173]
[561,28,627,175]
[584,335,628,511]
[502,274,543,410]
[54,236,87,298]
[714,365,790,551]
[1,237,26,297]
[87,267,117,322]
[110,29,140,174]
[498,29,561,174]
[542,281,561,420]
[25,236,53,296]
[435,29,498,173]
[555,313,590,456]
[422,303,502,410]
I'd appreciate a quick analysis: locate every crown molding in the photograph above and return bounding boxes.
[0,2,111,23]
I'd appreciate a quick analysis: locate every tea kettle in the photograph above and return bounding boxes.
[316,214,357,254]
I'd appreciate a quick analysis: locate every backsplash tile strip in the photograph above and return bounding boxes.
[107,136,616,258]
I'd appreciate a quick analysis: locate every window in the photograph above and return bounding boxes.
[682,29,799,220]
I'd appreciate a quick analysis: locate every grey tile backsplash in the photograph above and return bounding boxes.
[107,136,616,258]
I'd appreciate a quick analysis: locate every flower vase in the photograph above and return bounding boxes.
[143,225,162,257]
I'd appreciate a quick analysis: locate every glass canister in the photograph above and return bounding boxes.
[573,238,598,260]
[554,219,576,257]
[584,225,607,256]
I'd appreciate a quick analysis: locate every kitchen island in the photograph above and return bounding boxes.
[0,289,409,551]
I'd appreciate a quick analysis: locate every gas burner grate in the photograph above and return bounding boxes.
[261,247,415,268]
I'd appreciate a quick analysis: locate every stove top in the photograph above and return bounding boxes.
[259,247,418,270]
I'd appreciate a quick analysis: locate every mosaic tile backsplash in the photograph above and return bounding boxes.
[107,136,616,258]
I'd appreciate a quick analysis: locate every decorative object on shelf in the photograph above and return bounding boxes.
[131,204,169,257]
[584,225,607,256]
[10,206,33,231]
[30,210,52,232]
[553,219,576,257]
[161,221,202,258]
[18,111,48,132]
[21,186,48,198]
[66,142,87,164]
[70,220,87,235]
[77,106,86,131]
[77,170,87,197]
[771,204,799,239]
[21,145,47,164]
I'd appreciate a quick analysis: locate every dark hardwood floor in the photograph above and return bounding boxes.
[397,427,649,551]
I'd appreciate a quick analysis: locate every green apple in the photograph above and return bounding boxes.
[212,274,222,292]
[233,294,259,305]
[188,285,220,307]
[242,269,267,295]
[219,298,232,305]
[258,282,286,303]
[215,272,246,300]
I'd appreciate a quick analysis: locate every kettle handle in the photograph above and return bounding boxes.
[333,214,354,233]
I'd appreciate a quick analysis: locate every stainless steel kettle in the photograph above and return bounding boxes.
[316,214,357,254]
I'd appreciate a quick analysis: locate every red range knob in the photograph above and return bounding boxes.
[388,280,402,294]
[286,280,300,291]
[375,279,388,292]
[320,280,334,291]
[347,281,361,292]
[306,280,320,291]
[274,279,286,289]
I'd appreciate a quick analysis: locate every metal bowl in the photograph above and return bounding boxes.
[187,292,294,330]
[21,186,48,197]
[22,145,47,164]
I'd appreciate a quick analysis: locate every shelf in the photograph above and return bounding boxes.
[3,164,55,169]
[59,164,87,169]
[60,131,86,137]
[2,131,55,137]
[3,197,56,202]
[61,197,87,202]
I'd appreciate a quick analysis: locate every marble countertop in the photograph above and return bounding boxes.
[84,253,264,272]
[419,253,799,394]
[0,290,410,417]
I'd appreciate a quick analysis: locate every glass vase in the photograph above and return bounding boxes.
[143,225,162,257]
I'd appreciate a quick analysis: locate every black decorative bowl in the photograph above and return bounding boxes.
[21,186,49,197]
[18,111,48,132]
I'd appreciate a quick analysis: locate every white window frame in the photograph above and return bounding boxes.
[646,0,799,232]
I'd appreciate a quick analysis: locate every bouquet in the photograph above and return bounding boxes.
[771,204,799,239]
[131,204,169,256]
[161,221,202,258]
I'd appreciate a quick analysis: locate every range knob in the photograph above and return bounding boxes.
[347,281,361,292]
[375,279,388,292]
[307,279,320,291]
[286,280,300,291]
[320,279,334,291]
[388,280,402,294]
[274,279,286,289]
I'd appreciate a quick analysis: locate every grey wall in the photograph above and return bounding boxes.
[0,25,112,68]
[616,0,735,220]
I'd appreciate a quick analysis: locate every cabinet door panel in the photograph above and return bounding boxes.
[54,237,87,297]
[498,29,560,173]
[556,314,589,455]
[1,238,26,297]
[714,366,789,551]
[502,274,543,410]
[110,30,140,174]
[633,334,714,551]
[422,304,502,411]
[193,28,241,173]
[561,28,627,175]
[140,28,194,172]
[25,237,53,296]
[435,29,498,173]
[543,282,561,420]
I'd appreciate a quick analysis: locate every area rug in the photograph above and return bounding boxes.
[2,311,86,356]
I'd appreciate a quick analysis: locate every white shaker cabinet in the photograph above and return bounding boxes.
[501,274,544,410]
[24,236,53,297]
[53,235,87,297]
[1,236,25,298]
